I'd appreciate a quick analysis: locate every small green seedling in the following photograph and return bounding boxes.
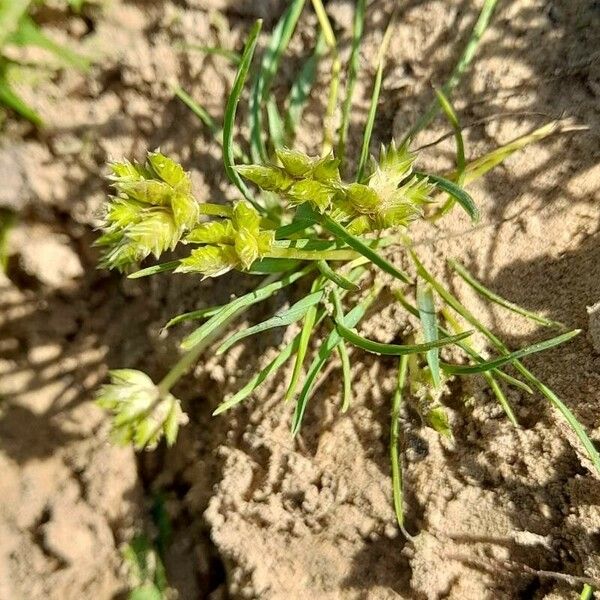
[0,0,89,125]
[95,0,599,544]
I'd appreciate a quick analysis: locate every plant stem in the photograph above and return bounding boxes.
[311,0,341,154]
[391,354,408,529]
[356,6,398,182]
[267,246,358,261]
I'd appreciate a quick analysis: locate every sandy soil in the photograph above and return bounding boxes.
[0,0,599,598]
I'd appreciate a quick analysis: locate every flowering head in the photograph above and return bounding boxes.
[96,369,188,451]
[175,200,274,278]
[96,152,200,270]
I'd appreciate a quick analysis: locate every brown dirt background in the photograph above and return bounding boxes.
[0,0,599,598]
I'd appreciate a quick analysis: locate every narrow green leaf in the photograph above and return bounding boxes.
[432,88,466,219]
[213,334,300,415]
[0,75,42,125]
[316,260,360,291]
[355,6,397,181]
[448,259,564,328]
[485,371,518,427]
[216,289,324,354]
[223,20,264,212]
[441,330,580,375]
[396,288,532,396]
[417,283,440,387]
[337,338,352,412]
[249,0,305,163]
[174,86,221,136]
[435,88,465,176]
[460,121,561,185]
[402,0,498,142]
[415,171,479,222]
[390,354,408,528]
[356,59,382,183]
[164,305,224,329]
[128,260,180,279]
[247,257,301,273]
[332,289,352,411]
[337,0,366,166]
[335,321,472,356]
[284,34,325,142]
[181,267,313,350]
[292,288,380,434]
[11,16,89,71]
[266,96,286,150]
[317,211,411,283]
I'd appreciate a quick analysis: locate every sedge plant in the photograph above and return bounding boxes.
[94,0,600,537]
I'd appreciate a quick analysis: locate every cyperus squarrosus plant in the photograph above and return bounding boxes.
[95,0,599,533]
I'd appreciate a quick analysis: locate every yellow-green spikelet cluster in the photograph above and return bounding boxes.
[237,143,434,234]
[97,151,200,270]
[176,200,274,278]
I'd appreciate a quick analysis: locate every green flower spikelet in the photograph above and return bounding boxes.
[176,200,274,277]
[236,143,434,233]
[96,151,200,270]
[96,369,188,451]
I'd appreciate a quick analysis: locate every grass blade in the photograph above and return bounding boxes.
[247,257,301,273]
[417,283,440,387]
[337,0,366,166]
[332,289,353,411]
[223,19,264,212]
[431,88,466,219]
[441,305,519,425]
[415,171,479,222]
[355,7,398,181]
[285,34,326,142]
[266,96,286,149]
[448,259,564,328]
[580,585,594,600]
[284,278,322,402]
[249,0,305,163]
[164,305,224,329]
[317,212,411,283]
[391,354,408,528]
[213,334,300,415]
[174,86,219,135]
[411,249,600,475]
[11,16,89,71]
[128,260,180,279]
[292,288,380,434]
[397,289,532,397]
[316,260,360,291]
[402,0,498,142]
[441,329,580,375]
[310,0,340,154]
[335,321,472,356]
[216,289,324,354]
[0,74,42,125]
[459,121,562,185]
[181,267,313,350]
[337,337,352,411]
[485,371,518,426]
